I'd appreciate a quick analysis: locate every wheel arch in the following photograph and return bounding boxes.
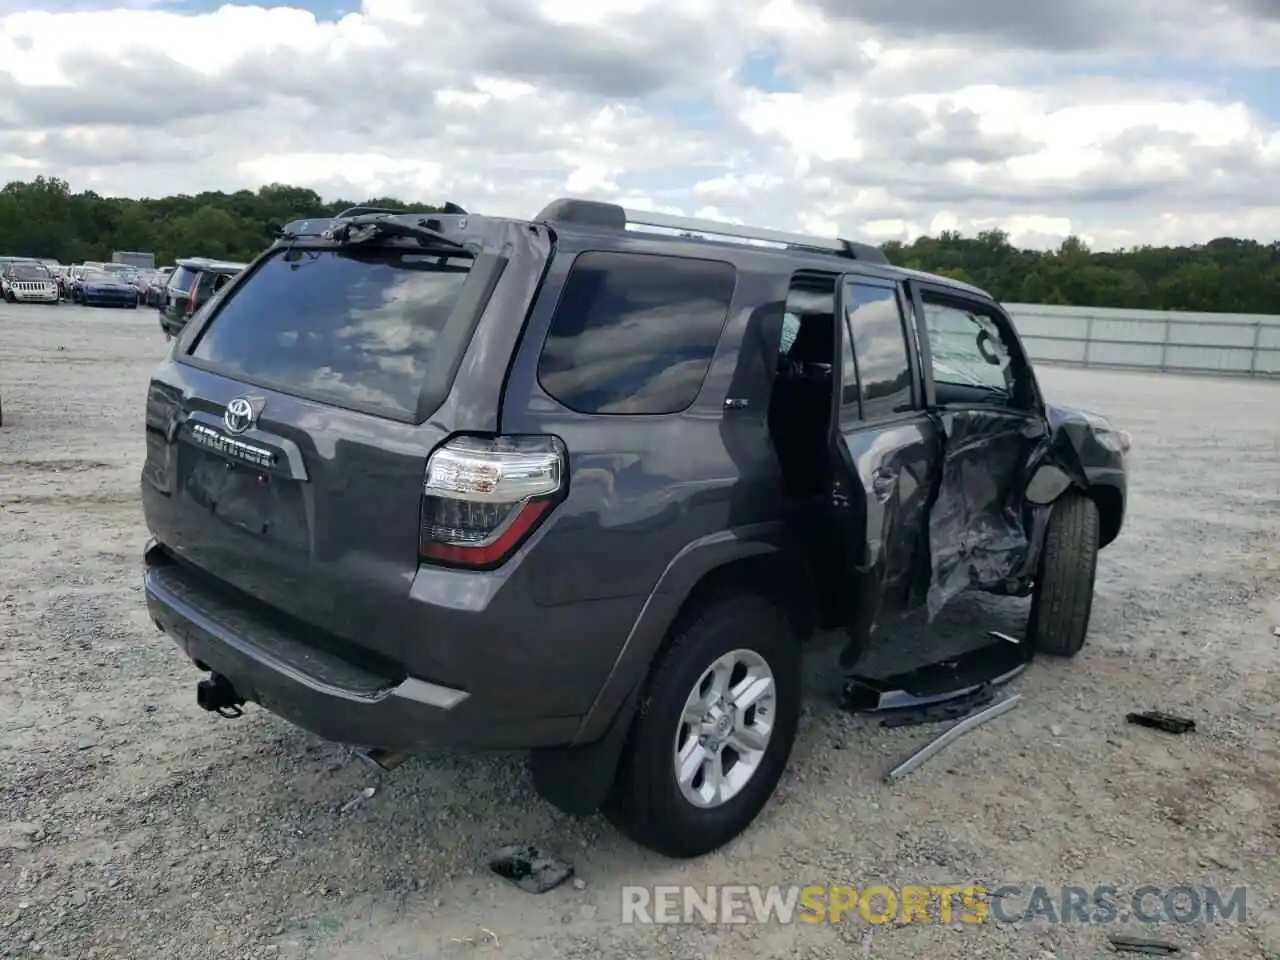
[1087,482,1124,549]
[530,532,816,819]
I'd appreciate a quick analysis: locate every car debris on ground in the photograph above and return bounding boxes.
[842,634,1030,727]
[489,845,575,894]
[1107,933,1182,955]
[1126,711,1196,735]
[884,694,1022,782]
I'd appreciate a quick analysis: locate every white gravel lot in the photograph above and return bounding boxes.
[1,303,1278,960]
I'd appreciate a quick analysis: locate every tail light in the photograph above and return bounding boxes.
[419,434,567,568]
[186,284,198,316]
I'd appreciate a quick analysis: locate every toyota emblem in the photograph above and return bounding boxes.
[223,397,257,435]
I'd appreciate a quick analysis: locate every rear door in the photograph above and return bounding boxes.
[906,282,1049,617]
[141,242,495,658]
[829,274,942,655]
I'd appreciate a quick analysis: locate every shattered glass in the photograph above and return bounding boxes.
[924,305,1015,393]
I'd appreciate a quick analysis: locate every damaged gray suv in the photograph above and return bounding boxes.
[140,199,1129,858]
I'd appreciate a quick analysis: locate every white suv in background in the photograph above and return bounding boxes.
[1,260,60,304]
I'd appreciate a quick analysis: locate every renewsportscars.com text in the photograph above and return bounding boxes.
[621,884,1248,925]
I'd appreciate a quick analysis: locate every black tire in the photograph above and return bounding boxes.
[605,590,801,858]
[1027,491,1100,657]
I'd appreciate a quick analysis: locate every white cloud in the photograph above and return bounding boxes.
[0,0,1278,249]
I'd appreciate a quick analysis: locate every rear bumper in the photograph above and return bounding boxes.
[142,542,581,751]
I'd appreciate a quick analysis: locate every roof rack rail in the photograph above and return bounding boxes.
[624,208,889,265]
[532,197,887,264]
[337,202,469,219]
[337,205,405,218]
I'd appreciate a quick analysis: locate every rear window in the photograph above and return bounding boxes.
[537,251,736,415]
[188,248,472,419]
[168,266,198,293]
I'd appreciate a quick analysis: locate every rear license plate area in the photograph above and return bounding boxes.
[182,445,308,549]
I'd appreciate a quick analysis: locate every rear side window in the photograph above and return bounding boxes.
[188,248,472,420]
[538,251,735,415]
[842,280,915,419]
[168,266,198,293]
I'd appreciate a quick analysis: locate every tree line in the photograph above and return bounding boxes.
[2,175,1277,314]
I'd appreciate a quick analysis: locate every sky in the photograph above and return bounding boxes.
[1,0,1279,250]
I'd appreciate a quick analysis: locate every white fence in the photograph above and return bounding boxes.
[1004,303,1280,378]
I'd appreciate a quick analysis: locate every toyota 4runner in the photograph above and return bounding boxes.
[140,199,1129,858]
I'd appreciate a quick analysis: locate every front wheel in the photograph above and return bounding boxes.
[1027,491,1100,657]
[605,591,801,858]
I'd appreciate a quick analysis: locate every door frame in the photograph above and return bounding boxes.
[828,271,943,641]
[904,280,1048,419]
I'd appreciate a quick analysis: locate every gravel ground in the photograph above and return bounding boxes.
[2,303,1278,960]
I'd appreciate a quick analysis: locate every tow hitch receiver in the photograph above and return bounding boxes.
[196,674,245,718]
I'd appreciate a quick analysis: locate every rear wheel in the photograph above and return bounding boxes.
[605,591,801,858]
[1027,491,1100,657]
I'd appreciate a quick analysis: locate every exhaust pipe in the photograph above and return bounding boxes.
[356,748,410,771]
[196,673,245,718]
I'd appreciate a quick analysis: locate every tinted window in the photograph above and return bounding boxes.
[168,266,198,293]
[843,281,914,418]
[538,251,735,415]
[189,248,472,419]
[922,302,1017,403]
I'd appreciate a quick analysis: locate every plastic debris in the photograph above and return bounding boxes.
[843,635,1029,726]
[1108,934,1181,955]
[489,844,574,894]
[339,786,376,814]
[1126,711,1195,735]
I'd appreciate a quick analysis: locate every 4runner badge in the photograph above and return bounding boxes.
[223,396,263,435]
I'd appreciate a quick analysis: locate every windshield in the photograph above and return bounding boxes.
[189,247,476,420]
[6,263,50,280]
[82,269,111,282]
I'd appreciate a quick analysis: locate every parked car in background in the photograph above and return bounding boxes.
[61,265,83,299]
[159,257,246,337]
[143,268,173,307]
[1,259,60,304]
[73,266,139,308]
[99,262,146,302]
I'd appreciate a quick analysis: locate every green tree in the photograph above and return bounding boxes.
[0,175,1277,313]
[0,177,443,266]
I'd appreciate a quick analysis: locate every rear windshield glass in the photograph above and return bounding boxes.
[168,266,198,293]
[188,248,472,419]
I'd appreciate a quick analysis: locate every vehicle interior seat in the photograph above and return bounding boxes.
[768,311,835,501]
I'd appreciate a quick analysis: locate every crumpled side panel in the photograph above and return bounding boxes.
[925,411,1037,620]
